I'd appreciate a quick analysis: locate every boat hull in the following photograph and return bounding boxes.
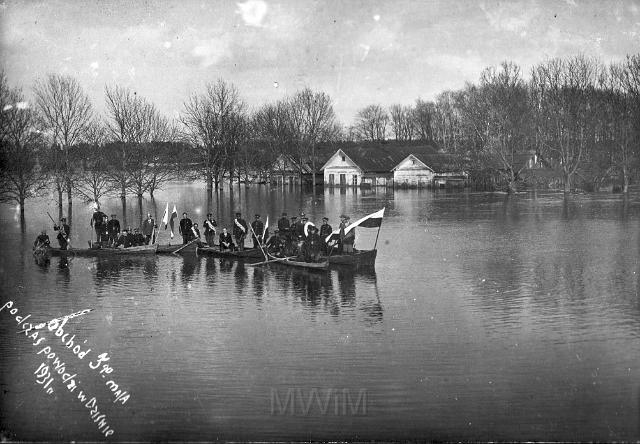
[276,258,329,270]
[156,242,200,254]
[196,246,264,259]
[327,249,377,267]
[49,244,157,256]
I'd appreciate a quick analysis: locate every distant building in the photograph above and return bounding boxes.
[320,143,468,188]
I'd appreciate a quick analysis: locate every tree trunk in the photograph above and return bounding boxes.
[563,172,571,194]
[206,171,213,193]
[121,196,127,229]
[311,145,317,198]
[66,179,73,211]
[622,166,629,193]
[57,185,63,221]
[19,195,26,233]
[137,195,143,229]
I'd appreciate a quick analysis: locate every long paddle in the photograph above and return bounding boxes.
[247,222,268,260]
[172,238,198,255]
[247,255,297,267]
[47,211,71,249]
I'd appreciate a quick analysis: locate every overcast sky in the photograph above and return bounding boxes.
[1,0,639,125]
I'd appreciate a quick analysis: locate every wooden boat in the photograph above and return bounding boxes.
[48,244,157,257]
[269,255,329,270]
[196,246,265,259]
[327,249,377,267]
[156,242,199,254]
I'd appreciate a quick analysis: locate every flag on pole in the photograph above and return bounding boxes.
[264,216,269,238]
[169,205,178,238]
[325,208,386,243]
[161,203,169,229]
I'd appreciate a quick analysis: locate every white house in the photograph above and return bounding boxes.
[392,154,436,187]
[320,149,363,187]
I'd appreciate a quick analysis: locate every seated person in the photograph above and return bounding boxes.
[133,228,145,246]
[33,230,51,249]
[219,228,235,251]
[115,228,134,248]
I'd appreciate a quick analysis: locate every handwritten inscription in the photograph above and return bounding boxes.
[2,300,130,438]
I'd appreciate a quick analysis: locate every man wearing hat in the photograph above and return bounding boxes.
[295,213,306,238]
[319,217,333,254]
[339,214,355,254]
[107,214,121,247]
[277,212,290,232]
[251,214,265,249]
[179,212,193,245]
[54,217,71,250]
[203,213,217,246]
[90,205,107,244]
[233,212,248,251]
[133,228,145,246]
[142,213,156,245]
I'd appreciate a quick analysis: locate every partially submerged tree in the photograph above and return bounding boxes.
[33,74,93,212]
[0,74,48,228]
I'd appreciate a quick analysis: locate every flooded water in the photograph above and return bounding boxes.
[1,183,639,441]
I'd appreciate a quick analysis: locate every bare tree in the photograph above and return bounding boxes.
[104,85,172,199]
[353,104,388,142]
[531,56,603,193]
[251,100,295,183]
[477,61,532,193]
[33,74,93,214]
[289,88,339,196]
[181,80,246,192]
[412,99,435,141]
[0,74,48,228]
[389,104,415,141]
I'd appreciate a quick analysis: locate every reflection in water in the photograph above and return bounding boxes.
[2,185,640,441]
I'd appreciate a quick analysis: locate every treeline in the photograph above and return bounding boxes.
[1,53,639,227]
[350,54,640,193]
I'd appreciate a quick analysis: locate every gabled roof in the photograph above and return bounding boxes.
[320,149,363,171]
[321,143,440,172]
[391,154,433,172]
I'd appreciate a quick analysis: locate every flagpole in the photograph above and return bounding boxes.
[373,222,382,250]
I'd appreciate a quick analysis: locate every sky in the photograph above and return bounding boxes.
[1,0,639,126]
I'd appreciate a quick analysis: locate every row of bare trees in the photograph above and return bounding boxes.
[350,54,640,193]
[0,71,341,227]
[1,53,638,229]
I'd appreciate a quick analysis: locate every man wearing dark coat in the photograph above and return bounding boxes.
[179,212,193,245]
[233,212,248,251]
[302,225,322,262]
[319,217,333,253]
[54,217,71,250]
[251,214,265,249]
[106,214,121,247]
[203,213,217,246]
[219,228,235,251]
[277,212,290,232]
[142,213,156,245]
[91,207,107,244]
[33,230,50,248]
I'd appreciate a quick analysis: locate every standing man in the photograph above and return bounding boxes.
[203,213,217,246]
[277,212,290,232]
[191,223,201,244]
[295,213,306,238]
[142,213,156,245]
[319,217,332,253]
[90,206,107,244]
[54,217,71,250]
[106,214,120,247]
[179,212,193,245]
[251,214,265,249]
[339,214,355,254]
[233,212,248,251]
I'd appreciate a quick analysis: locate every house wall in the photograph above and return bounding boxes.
[323,151,362,186]
[393,156,435,187]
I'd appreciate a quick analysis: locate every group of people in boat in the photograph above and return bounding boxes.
[34,206,357,261]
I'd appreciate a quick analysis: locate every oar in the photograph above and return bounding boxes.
[248,222,268,260]
[247,255,297,267]
[172,238,198,255]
